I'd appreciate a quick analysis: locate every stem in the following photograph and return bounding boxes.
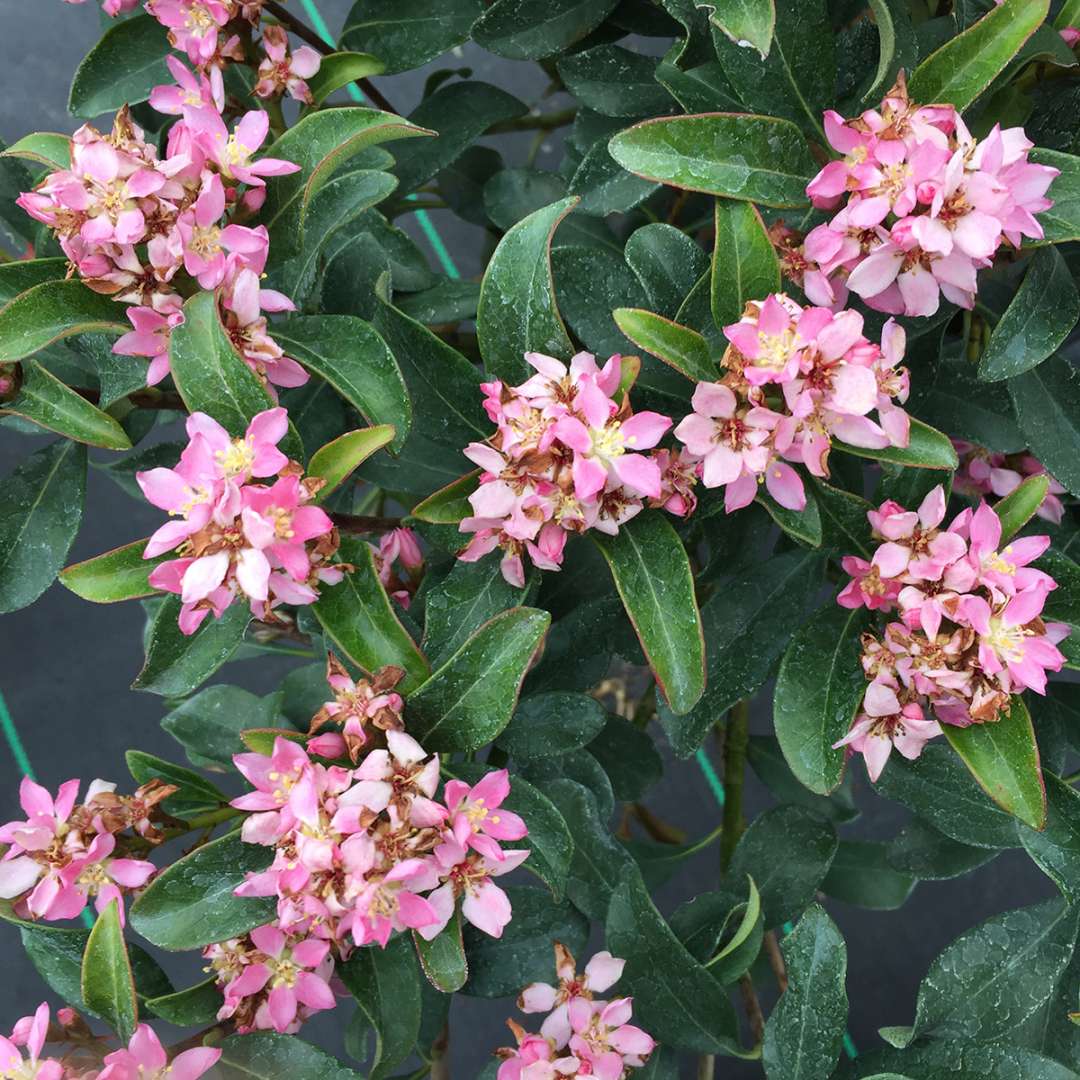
[738,973,766,1044]
[261,0,400,114]
[263,96,287,140]
[631,803,687,845]
[430,1023,450,1080]
[719,699,749,874]
[764,930,789,993]
[696,1056,715,1080]
[487,107,578,133]
[330,512,403,534]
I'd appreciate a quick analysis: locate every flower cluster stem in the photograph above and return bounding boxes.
[719,699,749,874]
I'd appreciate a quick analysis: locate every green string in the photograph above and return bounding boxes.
[0,689,94,928]
[295,0,462,280]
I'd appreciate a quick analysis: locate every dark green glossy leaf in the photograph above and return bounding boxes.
[862,0,919,106]
[462,885,589,998]
[558,45,674,117]
[811,479,874,558]
[747,735,860,824]
[702,0,775,58]
[0,440,85,615]
[606,867,743,1055]
[854,1041,1080,1080]
[216,1033,363,1080]
[873,743,1021,849]
[312,536,430,692]
[414,907,468,992]
[909,0,1049,111]
[407,607,551,751]
[554,244,649,355]
[132,596,250,697]
[835,417,958,471]
[711,198,780,328]
[338,935,422,1080]
[422,556,527,668]
[129,832,275,951]
[592,511,705,716]
[762,905,847,1080]
[69,14,171,117]
[979,248,1079,382]
[670,878,763,982]
[341,0,482,75]
[308,426,395,499]
[609,113,816,208]
[571,140,663,216]
[821,840,915,910]
[0,259,68,305]
[588,714,663,800]
[913,360,1026,454]
[886,817,998,880]
[81,901,137,1041]
[774,604,871,795]
[60,539,163,604]
[497,691,608,760]
[726,805,838,928]
[306,52,386,106]
[473,0,622,59]
[756,487,822,547]
[144,979,221,1026]
[161,686,278,772]
[1018,772,1080,902]
[0,279,125,362]
[612,308,717,382]
[942,697,1046,829]
[1,132,71,171]
[659,549,824,757]
[125,750,226,820]
[396,280,481,325]
[625,224,710,320]
[1008,354,1080,497]
[410,472,479,524]
[1030,148,1080,245]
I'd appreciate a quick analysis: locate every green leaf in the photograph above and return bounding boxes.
[144,979,221,1026]
[711,197,780,328]
[570,141,663,217]
[0,259,69,306]
[873,743,1021,849]
[702,0,776,58]
[256,108,431,257]
[462,884,588,997]
[586,713,663,800]
[410,471,479,525]
[606,868,743,1055]
[473,0,622,59]
[216,1033,363,1080]
[392,82,527,194]
[624,223,710,320]
[396,280,482,325]
[341,0,482,75]
[407,607,551,751]
[726,805,838,928]
[658,549,824,757]
[312,536,430,692]
[612,309,717,382]
[907,898,1079,1044]
[993,473,1051,543]
[914,359,1026,454]
[450,764,573,898]
[762,905,847,1080]
[554,245,650,355]
[497,692,608,760]
[2,362,131,450]
[59,539,162,604]
[545,779,633,919]
[478,197,577,382]
[1,132,71,171]
[0,440,85,615]
[81,901,137,1042]
[132,596,250,696]
[422,556,527,668]
[306,52,386,106]
[0,279,126,362]
[1008,354,1080,497]
[129,832,275,951]
[747,735,860,824]
[862,0,919,106]
[979,248,1079,382]
[609,113,815,208]
[821,840,915,911]
[125,750,227,820]
[908,0,1050,111]
[1030,148,1080,245]
[670,878,762,973]
[307,426,395,500]
[835,416,958,471]
[68,14,171,117]
[886,817,998,880]
[592,512,705,716]
[774,604,871,795]
[1018,772,1080,902]
[756,488,822,548]
[811,479,875,558]
[338,935,421,1080]
[414,907,468,992]
[557,44,675,116]
[942,697,1046,829]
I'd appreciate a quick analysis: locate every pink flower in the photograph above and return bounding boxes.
[150,54,224,115]
[233,737,320,839]
[112,296,185,386]
[834,681,942,782]
[445,769,528,861]
[177,174,269,289]
[568,996,657,1075]
[871,486,966,581]
[255,25,322,104]
[0,1004,63,1080]
[147,0,232,65]
[187,107,300,186]
[724,295,831,386]
[100,1024,221,1080]
[307,656,406,762]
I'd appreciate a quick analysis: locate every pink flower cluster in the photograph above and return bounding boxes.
[672,294,911,514]
[0,776,174,925]
[496,943,656,1080]
[953,439,1066,524]
[790,74,1058,316]
[459,352,673,586]
[137,407,342,634]
[205,658,529,1032]
[19,35,310,391]
[0,1004,220,1080]
[835,486,1069,780]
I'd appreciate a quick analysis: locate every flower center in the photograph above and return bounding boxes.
[215,437,256,478]
[756,327,797,372]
